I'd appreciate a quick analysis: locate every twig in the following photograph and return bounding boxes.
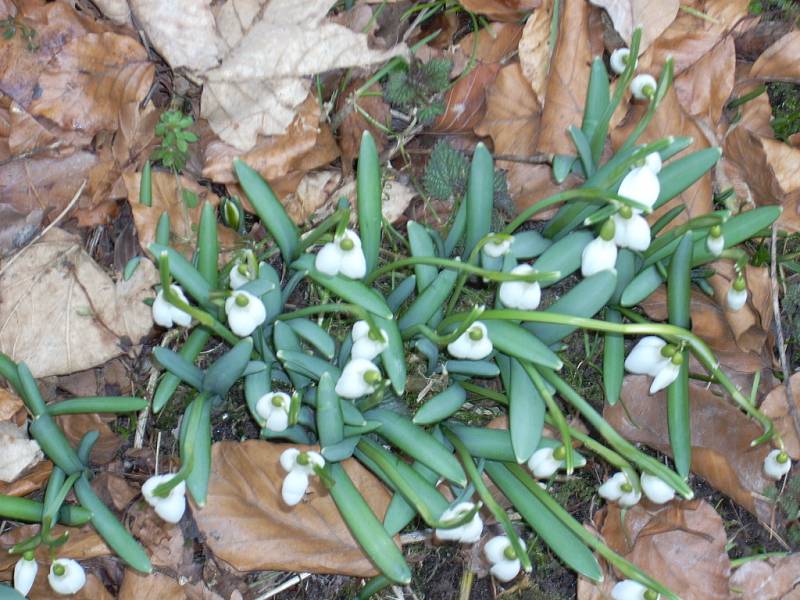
[0,180,86,278]
[255,573,311,600]
[770,223,800,440]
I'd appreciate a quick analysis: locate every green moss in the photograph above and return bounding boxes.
[767,82,800,141]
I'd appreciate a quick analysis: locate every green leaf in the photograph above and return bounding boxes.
[358,131,382,273]
[202,338,253,396]
[464,143,494,257]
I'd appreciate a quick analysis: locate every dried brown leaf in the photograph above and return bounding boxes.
[91,472,138,512]
[457,0,541,21]
[729,553,800,599]
[26,573,114,600]
[434,63,501,133]
[761,374,800,461]
[0,461,52,497]
[57,413,121,465]
[674,36,735,125]
[452,22,524,76]
[128,502,194,573]
[589,0,679,52]
[0,387,23,421]
[192,440,393,577]
[119,571,185,600]
[518,0,555,100]
[337,79,390,170]
[751,31,800,83]
[282,170,343,225]
[0,203,42,258]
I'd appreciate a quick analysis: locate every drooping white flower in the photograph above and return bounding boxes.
[640,473,675,504]
[483,237,513,258]
[611,579,654,600]
[229,253,257,289]
[631,74,657,100]
[152,284,192,328]
[498,264,541,310]
[598,472,641,508]
[48,559,86,596]
[618,165,660,213]
[435,502,483,544]
[335,358,381,399]
[727,274,748,311]
[14,555,37,596]
[624,336,682,394]
[225,290,267,337]
[142,473,187,524]
[351,320,388,361]
[280,448,325,506]
[613,212,651,251]
[610,48,632,75]
[644,152,662,174]
[528,447,565,479]
[764,449,792,480]
[447,322,493,360]
[706,225,725,257]
[256,391,292,432]
[315,229,367,279]
[484,536,521,582]
[581,236,618,277]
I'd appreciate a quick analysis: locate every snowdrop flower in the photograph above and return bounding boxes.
[48,559,86,596]
[152,284,192,328]
[613,209,651,251]
[624,336,682,394]
[336,358,381,399]
[351,320,388,361]
[610,48,632,75]
[484,536,521,582]
[640,473,675,504]
[528,446,566,479]
[142,473,186,523]
[435,502,483,543]
[229,252,257,289]
[14,553,37,596]
[706,225,725,257]
[618,165,660,213]
[447,321,493,360]
[256,391,292,432]
[599,472,641,508]
[612,579,658,600]
[631,74,657,100]
[727,273,748,311]
[581,220,617,277]
[280,448,325,506]
[644,152,662,174]
[225,290,266,337]
[764,449,792,480]
[498,264,541,310]
[221,196,242,231]
[482,236,513,258]
[315,229,367,279]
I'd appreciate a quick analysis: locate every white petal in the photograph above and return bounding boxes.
[266,409,289,432]
[339,247,367,279]
[154,491,186,523]
[14,557,37,596]
[624,337,667,376]
[447,322,492,360]
[282,469,310,506]
[483,238,512,258]
[306,451,325,470]
[631,74,657,100]
[341,229,363,249]
[351,325,388,360]
[619,487,642,507]
[598,472,627,502]
[225,291,266,337]
[351,320,370,341]
[618,166,660,210]
[458,513,484,543]
[229,261,252,289]
[641,473,676,504]
[528,447,563,479]
[706,234,725,256]
[315,242,343,276]
[581,237,618,277]
[613,213,631,246]
[650,361,680,394]
[152,290,174,328]
[764,449,792,480]
[644,152,662,174]
[484,536,511,563]
[499,265,541,310]
[612,579,649,600]
[436,502,482,543]
[280,448,301,472]
[609,48,631,75]
[490,559,521,582]
[335,359,379,399]
[727,287,748,311]
[621,215,651,251]
[48,559,86,596]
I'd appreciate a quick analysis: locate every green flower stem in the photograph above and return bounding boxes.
[277,303,382,340]
[445,309,776,448]
[446,232,514,314]
[365,256,559,286]
[505,463,679,600]
[158,252,240,347]
[444,428,533,573]
[298,207,348,253]
[401,304,484,343]
[0,494,90,527]
[617,58,674,155]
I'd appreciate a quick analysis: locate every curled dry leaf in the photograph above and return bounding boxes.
[761,374,800,461]
[707,261,773,350]
[673,36,735,125]
[0,461,52,498]
[0,387,24,422]
[0,203,42,258]
[589,0,679,52]
[0,421,42,483]
[606,375,773,521]
[0,228,157,378]
[192,440,393,577]
[282,170,343,225]
[457,0,541,21]
[128,501,194,573]
[750,31,800,83]
[729,553,800,599]
[518,0,555,101]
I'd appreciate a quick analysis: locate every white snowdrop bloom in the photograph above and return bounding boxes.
[225,290,267,337]
[727,275,748,311]
[48,559,86,596]
[335,358,381,399]
[256,391,292,432]
[315,229,367,279]
[447,321,493,360]
[142,473,187,524]
[152,284,192,328]
[764,449,792,480]
[612,212,651,251]
[484,536,521,582]
[598,472,641,508]
[229,254,257,289]
[351,320,388,361]
[528,447,565,479]
[435,502,483,544]
[624,336,682,394]
[631,74,657,100]
[618,165,660,213]
[612,579,657,600]
[706,225,725,257]
[483,237,513,258]
[640,473,675,504]
[644,152,662,174]
[581,236,618,277]
[14,555,37,596]
[498,264,541,310]
[610,48,632,75]
[280,448,325,506]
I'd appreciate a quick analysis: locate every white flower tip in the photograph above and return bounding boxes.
[14,557,37,596]
[48,559,86,596]
[727,287,748,312]
[141,474,187,523]
[631,74,657,100]
[611,579,649,600]
[764,449,792,480]
[640,473,675,504]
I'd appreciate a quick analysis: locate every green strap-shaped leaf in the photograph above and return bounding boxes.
[357,131,382,273]
[397,267,458,331]
[47,397,147,415]
[149,243,212,308]
[413,384,466,425]
[532,230,593,288]
[484,320,562,370]
[197,202,219,288]
[203,338,253,396]
[464,143,493,258]
[317,372,344,448]
[508,358,545,463]
[153,327,211,413]
[153,347,204,390]
[181,394,213,506]
[407,221,438,292]
[286,318,336,360]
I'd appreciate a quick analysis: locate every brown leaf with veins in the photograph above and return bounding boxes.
[128,501,195,573]
[457,0,541,21]
[518,0,555,101]
[751,31,800,83]
[91,472,138,512]
[729,553,800,599]
[674,37,735,125]
[589,0,679,52]
[451,22,523,76]
[433,63,501,133]
[119,571,185,600]
[337,79,390,170]
[761,374,800,461]
[192,440,393,577]
[606,376,773,520]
